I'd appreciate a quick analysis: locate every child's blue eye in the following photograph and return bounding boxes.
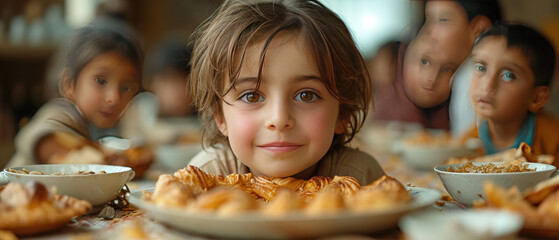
[95,78,107,85]
[421,59,430,66]
[501,70,516,82]
[473,63,486,72]
[239,91,264,103]
[295,91,320,103]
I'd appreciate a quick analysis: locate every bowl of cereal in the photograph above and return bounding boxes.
[434,161,556,206]
[396,130,480,171]
[3,164,135,206]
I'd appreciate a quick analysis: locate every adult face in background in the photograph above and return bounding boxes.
[403,0,489,108]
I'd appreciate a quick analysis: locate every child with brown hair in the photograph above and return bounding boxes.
[8,23,145,167]
[187,0,385,185]
[463,23,559,167]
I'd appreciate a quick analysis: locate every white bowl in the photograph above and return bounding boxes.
[434,162,557,206]
[399,143,479,171]
[3,164,135,206]
[156,143,202,171]
[400,209,523,240]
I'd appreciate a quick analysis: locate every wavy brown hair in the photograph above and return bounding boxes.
[189,0,372,151]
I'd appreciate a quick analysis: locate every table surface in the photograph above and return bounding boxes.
[13,139,557,240]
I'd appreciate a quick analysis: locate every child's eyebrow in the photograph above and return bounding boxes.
[235,75,323,85]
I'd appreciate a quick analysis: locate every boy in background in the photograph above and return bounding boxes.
[464,23,559,167]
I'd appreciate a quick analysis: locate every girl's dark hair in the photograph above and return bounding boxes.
[457,0,502,24]
[190,0,372,150]
[476,23,556,87]
[59,23,144,96]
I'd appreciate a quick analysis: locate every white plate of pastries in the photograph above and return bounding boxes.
[127,166,441,239]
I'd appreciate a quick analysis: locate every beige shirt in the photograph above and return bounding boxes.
[189,146,386,186]
[8,98,90,167]
[8,93,155,167]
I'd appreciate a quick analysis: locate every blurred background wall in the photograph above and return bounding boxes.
[0,0,558,167]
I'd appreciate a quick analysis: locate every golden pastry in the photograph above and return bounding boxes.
[150,174,194,207]
[0,181,92,236]
[262,188,305,216]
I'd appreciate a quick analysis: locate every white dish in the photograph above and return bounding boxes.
[128,187,441,239]
[400,209,523,240]
[396,137,480,171]
[4,164,135,206]
[434,162,556,206]
[156,143,202,171]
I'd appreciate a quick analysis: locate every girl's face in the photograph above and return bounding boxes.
[470,36,536,122]
[403,34,455,108]
[67,51,140,128]
[216,32,343,178]
[402,0,472,108]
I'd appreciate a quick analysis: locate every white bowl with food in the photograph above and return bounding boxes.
[156,143,202,171]
[434,162,557,206]
[396,131,480,171]
[3,164,135,206]
[400,209,523,240]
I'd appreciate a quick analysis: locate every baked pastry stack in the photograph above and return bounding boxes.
[475,175,559,231]
[0,181,92,236]
[144,166,411,216]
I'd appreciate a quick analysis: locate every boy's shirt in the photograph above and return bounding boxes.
[462,112,559,167]
[188,145,386,186]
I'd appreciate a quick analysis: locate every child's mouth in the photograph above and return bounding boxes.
[100,111,115,118]
[259,142,302,153]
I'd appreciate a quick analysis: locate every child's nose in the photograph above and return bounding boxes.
[105,89,120,105]
[265,101,294,131]
[480,74,497,92]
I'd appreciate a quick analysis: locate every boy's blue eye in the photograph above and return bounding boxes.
[239,91,264,103]
[421,59,430,66]
[473,63,486,72]
[95,78,107,85]
[501,70,516,82]
[295,91,320,103]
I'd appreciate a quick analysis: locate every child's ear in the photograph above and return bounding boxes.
[60,69,75,99]
[470,15,492,40]
[528,86,550,113]
[213,113,228,137]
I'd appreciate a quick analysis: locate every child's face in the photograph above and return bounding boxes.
[402,33,454,108]
[216,32,343,177]
[422,0,475,69]
[68,52,140,128]
[402,0,475,108]
[470,36,536,122]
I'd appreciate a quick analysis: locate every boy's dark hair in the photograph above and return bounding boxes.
[59,22,144,96]
[477,23,556,86]
[145,37,193,86]
[457,0,502,24]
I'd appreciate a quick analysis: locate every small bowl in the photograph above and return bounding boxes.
[400,209,523,240]
[434,162,557,206]
[156,143,202,171]
[398,143,479,171]
[3,164,135,206]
